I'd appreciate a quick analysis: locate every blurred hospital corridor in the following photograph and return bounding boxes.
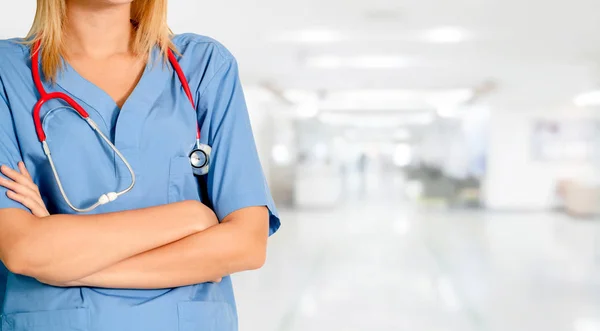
[236,176,600,331]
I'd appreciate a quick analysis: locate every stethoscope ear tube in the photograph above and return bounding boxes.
[31,40,96,142]
[43,118,136,213]
[33,93,91,142]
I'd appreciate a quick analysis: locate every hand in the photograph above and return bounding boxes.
[0,162,50,217]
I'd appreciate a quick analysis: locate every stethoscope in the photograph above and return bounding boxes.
[31,41,212,213]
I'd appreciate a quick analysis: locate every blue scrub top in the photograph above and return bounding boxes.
[0,34,280,331]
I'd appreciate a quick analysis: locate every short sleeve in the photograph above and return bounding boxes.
[198,57,280,236]
[0,78,27,309]
[0,80,27,212]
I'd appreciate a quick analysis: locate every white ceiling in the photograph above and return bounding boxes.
[168,0,600,110]
[3,0,600,110]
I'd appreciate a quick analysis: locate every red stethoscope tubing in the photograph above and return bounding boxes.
[31,40,200,142]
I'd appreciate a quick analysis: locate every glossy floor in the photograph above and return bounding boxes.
[234,190,600,331]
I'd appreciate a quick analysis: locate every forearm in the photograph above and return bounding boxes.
[4,200,212,283]
[63,207,269,289]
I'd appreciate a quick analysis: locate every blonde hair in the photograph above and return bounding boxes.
[25,0,176,82]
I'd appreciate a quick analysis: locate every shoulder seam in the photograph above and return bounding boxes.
[198,58,231,99]
[189,40,231,62]
[0,40,28,54]
[175,34,233,61]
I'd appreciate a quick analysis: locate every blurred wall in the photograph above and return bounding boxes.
[484,107,599,210]
[244,87,275,179]
[245,87,296,206]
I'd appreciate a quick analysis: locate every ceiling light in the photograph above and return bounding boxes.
[283,89,319,103]
[282,90,320,118]
[244,86,277,104]
[346,56,410,69]
[319,113,434,128]
[272,144,292,165]
[271,29,343,43]
[393,144,412,167]
[393,129,411,140]
[298,29,343,43]
[327,89,417,102]
[306,56,344,69]
[287,88,473,112]
[574,90,600,107]
[319,89,424,110]
[423,27,470,43]
[437,106,459,118]
[317,88,472,111]
[307,55,411,69]
[295,103,320,118]
[427,89,474,105]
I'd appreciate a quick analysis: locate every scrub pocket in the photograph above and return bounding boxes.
[1,308,89,331]
[178,302,235,331]
[168,156,201,203]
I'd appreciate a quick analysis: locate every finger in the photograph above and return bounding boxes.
[0,176,30,195]
[0,172,49,217]
[1,164,30,184]
[0,176,40,201]
[18,162,41,197]
[1,165,39,194]
[6,191,49,217]
[0,178,47,217]
[18,162,33,181]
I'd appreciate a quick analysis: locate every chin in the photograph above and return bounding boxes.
[102,0,134,3]
[83,0,134,5]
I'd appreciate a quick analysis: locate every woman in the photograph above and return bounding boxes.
[0,0,280,330]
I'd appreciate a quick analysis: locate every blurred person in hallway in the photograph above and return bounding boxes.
[357,152,369,196]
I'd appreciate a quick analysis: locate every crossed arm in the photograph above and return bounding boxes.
[0,163,270,289]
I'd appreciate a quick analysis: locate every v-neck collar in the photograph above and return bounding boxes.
[120,47,172,114]
[53,46,171,134]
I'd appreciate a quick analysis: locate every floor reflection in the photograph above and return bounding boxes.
[234,188,600,331]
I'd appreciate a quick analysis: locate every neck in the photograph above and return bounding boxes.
[64,2,134,59]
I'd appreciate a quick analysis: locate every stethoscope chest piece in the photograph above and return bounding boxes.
[190,143,212,176]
